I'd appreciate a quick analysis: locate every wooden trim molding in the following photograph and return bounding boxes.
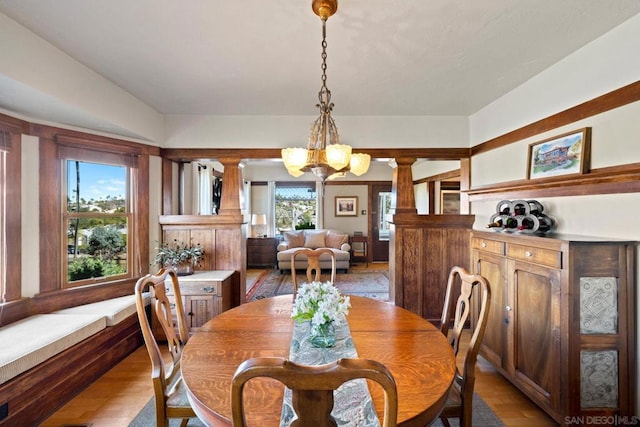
[161,147,471,162]
[471,80,640,156]
[468,80,640,200]
[468,162,640,201]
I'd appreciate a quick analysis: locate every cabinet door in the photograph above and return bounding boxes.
[508,259,561,414]
[185,295,215,331]
[473,249,507,369]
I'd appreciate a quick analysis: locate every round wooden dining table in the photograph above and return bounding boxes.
[181,295,456,426]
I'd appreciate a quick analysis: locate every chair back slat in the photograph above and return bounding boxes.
[291,248,337,295]
[231,357,398,427]
[135,268,195,426]
[439,266,491,427]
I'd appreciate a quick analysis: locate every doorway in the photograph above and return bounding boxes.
[370,183,392,262]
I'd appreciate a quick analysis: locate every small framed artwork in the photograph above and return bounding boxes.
[335,196,358,217]
[440,190,460,214]
[527,127,591,179]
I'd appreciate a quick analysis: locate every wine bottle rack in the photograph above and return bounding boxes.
[487,199,554,234]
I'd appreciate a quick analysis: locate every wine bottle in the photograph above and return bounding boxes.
[511,200,529,216]
[486,219,503,228]
[527,200,544,216]
[517,217,536,231]
[537,215,553,233]
[505,217,518,229]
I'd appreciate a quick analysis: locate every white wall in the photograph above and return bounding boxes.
[164,114,469,149]
[21,135,39,298]
[148,155,162,265]
[470,14,640,144]
[323,185,369,235]
[0,12,164,143]
[469,13,640,412]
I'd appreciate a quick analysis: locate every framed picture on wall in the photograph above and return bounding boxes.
[527,127,591,179]
[335,196,358,216]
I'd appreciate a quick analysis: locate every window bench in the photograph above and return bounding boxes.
[0,294,148,426]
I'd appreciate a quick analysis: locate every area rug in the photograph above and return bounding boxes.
[247,269,390,301]
[129,393,504,426]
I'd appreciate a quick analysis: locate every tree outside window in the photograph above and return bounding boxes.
[275,183,317,234]
[65,161,130,284]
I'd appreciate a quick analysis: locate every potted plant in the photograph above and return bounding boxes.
[153,239,204,276]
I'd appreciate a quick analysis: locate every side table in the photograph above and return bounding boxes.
[247,237,278,268]
[349,235,369,266]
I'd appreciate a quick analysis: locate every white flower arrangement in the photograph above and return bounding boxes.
[291,281,351,332]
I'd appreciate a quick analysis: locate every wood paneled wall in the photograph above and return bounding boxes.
[389,214,474,322]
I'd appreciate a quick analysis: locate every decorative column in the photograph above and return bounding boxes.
[217,157,243,217]
[391,157,417,216]
[159,157,246,306]
[388,157,474,322]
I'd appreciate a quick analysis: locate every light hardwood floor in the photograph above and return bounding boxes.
[42,265,558,427]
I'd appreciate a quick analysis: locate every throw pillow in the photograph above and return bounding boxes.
[326,231,349,249]
[283,230,304,248]
[304,230,326,249]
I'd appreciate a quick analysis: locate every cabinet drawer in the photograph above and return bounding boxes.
[166,282,220,296]
[507,243,562,269]
[472,237,505,255]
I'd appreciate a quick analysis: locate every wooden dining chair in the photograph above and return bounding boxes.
[231,357,398,427]
[134,268,196,427]
[291,248,337,295]
[438,266,491,427]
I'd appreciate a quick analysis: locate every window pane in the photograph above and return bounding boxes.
[65,160,129,284]
[378,192,392,241]
[67,218,128,282]
[66,161,126,213]
[275,183,316,233]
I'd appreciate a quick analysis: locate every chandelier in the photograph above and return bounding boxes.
[281,0,370,182]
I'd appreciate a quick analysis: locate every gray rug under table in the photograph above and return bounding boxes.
[129,392,504,426]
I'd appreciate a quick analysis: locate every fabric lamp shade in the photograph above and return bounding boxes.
[251,214,267,226]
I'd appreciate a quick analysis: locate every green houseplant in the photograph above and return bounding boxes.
[153,239,204,275]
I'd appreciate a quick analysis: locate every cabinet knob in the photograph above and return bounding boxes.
[525,251,532,257]
[203,286,214,293]
[481,242,487,248]
[505,305,513,311]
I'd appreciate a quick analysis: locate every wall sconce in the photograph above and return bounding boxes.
[251,213,267,238]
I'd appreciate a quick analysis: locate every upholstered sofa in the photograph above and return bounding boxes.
[277,229,351,273]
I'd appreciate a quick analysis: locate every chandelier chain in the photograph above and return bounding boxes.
[280,0,370,182]
[318,19,332,111]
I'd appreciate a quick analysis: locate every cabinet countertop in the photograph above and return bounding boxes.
[168,270,235,282]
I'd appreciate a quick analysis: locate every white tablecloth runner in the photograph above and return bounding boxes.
[280,318,380,426]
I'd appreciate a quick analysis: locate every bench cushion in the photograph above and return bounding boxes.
[0,313,106,385]
[54,294,143,326]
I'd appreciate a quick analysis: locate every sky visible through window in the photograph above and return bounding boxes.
[67,161,125,202]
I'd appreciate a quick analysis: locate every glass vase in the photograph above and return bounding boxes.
[309,322,336,348]
[174,261,194,276]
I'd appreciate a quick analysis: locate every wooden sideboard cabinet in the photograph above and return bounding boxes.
[471,230,636,423]
[152,270,239,338]
[247,237,278,268]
